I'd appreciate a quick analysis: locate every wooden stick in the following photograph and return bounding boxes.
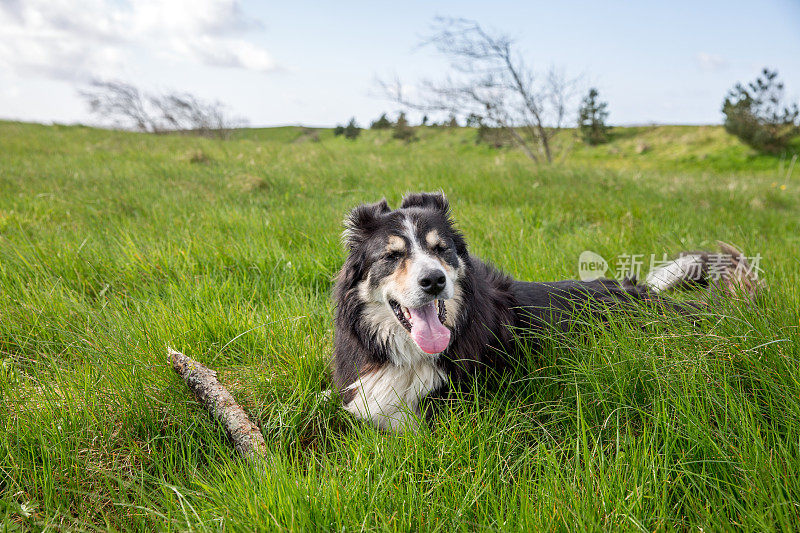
[168,347,267,461]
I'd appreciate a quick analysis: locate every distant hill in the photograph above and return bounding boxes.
[2,121,797,176]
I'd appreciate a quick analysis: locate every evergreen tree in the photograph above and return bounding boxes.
[392,112,416,141]
[343,118,361,140]
[722,68,799,153]
[578,88,611,145]
[465,113,482,127]
[370,113,392,129]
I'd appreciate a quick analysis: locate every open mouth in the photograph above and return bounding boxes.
[389,299,450,354]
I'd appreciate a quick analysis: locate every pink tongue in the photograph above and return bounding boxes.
[408,301,451,354]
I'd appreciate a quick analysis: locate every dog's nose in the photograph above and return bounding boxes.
[419,270,447,295]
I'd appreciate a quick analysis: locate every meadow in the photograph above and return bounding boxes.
[1,120,799,531]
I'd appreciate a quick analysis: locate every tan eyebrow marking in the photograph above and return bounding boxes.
[386,235,406,253]
[425,230,444,248]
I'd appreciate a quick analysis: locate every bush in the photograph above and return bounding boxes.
[465,113,482,127]
[477,125,514,148]
[343,118,361,140]
[333,125,345,136]
[578,88,611,145]
[467,114,513,147]
[370,113,392,129]
[722,68,799,153]
[392,112,416,141]
[473,119,513,148]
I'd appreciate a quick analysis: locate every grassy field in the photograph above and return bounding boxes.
[1,120,799,531]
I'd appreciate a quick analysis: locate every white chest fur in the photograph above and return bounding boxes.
[343,359,445,431]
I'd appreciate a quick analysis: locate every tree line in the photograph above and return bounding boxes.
[80,18,798,158]
[338,18,798,161]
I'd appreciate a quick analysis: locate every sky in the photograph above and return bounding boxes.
[1,0,798,128]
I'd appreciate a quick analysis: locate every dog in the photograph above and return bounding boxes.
[331,192,759,430]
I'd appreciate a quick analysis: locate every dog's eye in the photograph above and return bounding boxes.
[385,250,403,261]
[433,243,448,253]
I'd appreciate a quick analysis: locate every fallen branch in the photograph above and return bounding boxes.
[168,347,267,461]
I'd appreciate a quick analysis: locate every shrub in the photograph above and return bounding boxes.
[333,125,345,136]
[392,112,416,141]
[343,118,361,140]
[370,113,392,129]
[722,68,799,153]
[465,113,482,127]
[477,125,515,147]
[467,114,513,147]
[472,117,513,148]
[578,88,611,145]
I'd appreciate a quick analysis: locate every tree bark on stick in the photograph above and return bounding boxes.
[168,347,267,461]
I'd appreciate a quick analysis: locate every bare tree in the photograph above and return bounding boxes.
[383,18,580,163]
[80,80,246,139]
[81,80,155,133]
[151,92,243,139]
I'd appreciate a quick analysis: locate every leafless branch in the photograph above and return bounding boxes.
[168,347,267,461]
[80,80,247,139]
[382,18,581,163]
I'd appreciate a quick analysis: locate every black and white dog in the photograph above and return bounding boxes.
[331,192,758,430]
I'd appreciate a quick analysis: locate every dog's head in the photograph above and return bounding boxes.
[337,192,468,359]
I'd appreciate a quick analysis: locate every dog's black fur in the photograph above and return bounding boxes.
[331,192,744,430]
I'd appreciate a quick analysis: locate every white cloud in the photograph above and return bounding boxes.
[1,84,21,98]
[168,36,275,72]
[130,0,261,36]
[0,0,277,82]
[695,52,728,72]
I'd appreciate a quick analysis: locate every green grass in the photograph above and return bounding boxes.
[1,120,799,531]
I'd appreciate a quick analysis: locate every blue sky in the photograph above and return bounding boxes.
[1,0,798,127]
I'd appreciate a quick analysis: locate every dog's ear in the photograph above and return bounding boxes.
[400,192,449,214]
[342,198,390,249]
